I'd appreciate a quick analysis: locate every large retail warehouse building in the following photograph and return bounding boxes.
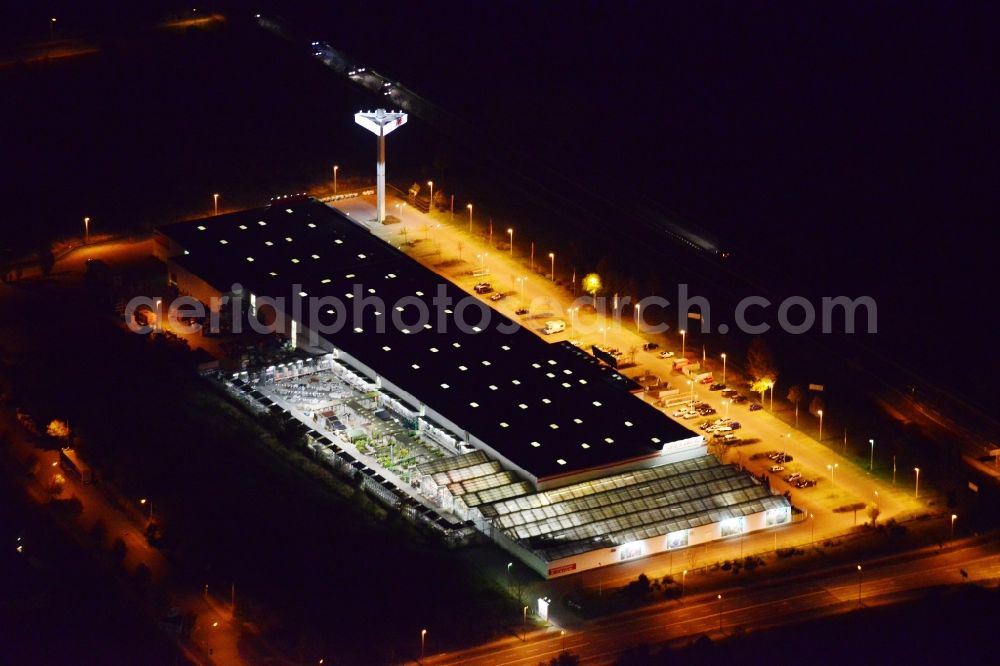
[155,197,791,578]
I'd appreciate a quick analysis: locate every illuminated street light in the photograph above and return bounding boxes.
[560,630,565,651]
[507,227,513,256]
[951,513,957,539]
[914,467,920,498]
[680,329,686,359]
[83,216,90,244]
[717,594,723,631]
[721,353,727,386]
[818,409,824,441]
[681,569,688,598]
[467,203,473,233]
[548,252,555,282]
[213,193,219,216]
[826,463,838,484]
[50,17,56,42]
[420,628,427,662]
[869,438,875,472]
[857,565,862,607]
[333,165,339,193]
[140,497,153,520]
[810,512,815,546]
[427,180,433,211]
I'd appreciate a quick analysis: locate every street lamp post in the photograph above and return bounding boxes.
[560,630,565,651]
[506,561,513,593]
[213,193,219,216]
[334,165,339,193]
[721,353,727,386]
[140,498,153,520]
[914,467,920,498]
[420,628,427,662]
[723,399,730,418]
[507,227,513,256]
[680,329,686,359]
[818,409,824,441]
[84,217,90,244]
[827,463,838,484]
[522,605,528,640]
[50,17,56,42]
[467,203,473,234]
[856,565,862,607]
[548,252,555,282]
[810,513,815,546]
[427,180,433,210]
[717,594,723,632]
[951,513,957,540]
[869,438,875,472]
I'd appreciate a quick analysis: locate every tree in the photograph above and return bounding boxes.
[47,419,71,440]
[745,337,778,388]
[809,395,825,417]
[745,337,775,380]
[583,273,602,307]
[787,385,803,428]
[38,249,55,276]
[539,653,579,666]
[750,378,773,404]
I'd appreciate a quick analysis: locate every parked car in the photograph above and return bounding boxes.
[769,465,785,473]
[489,291,506,301]
[721,388,738,397]
[749,403,763,411]
[709,383,725,391]
[474,282,493,294]
[729,422,742,430]
[723,433,739,442]
[731,395,748,404]
[658,350,675,359]
[785,472,802,482]
[642,342,660,351]
[515,306,529,315]
[671,409,687,418]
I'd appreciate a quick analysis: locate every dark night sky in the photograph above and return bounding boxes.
[2,1,997,408]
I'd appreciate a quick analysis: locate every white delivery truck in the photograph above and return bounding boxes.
[543,320,566,335]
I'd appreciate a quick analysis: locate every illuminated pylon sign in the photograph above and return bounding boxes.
[354,108,408,223]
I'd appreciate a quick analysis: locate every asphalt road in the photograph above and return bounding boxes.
[420,537,1000,665]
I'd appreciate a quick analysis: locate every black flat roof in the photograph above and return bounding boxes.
[158,200,699,481]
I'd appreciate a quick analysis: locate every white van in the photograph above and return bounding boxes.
[543,320,566,335]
